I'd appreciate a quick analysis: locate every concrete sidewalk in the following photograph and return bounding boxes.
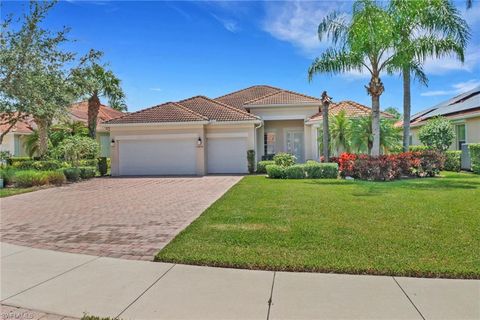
[1,242,479,320]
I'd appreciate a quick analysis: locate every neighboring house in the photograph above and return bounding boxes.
[0,102,124,157]
[103,85,390,176]
[0,117,35,157]
[409,86,480,150]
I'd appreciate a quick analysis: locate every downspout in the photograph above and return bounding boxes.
[254,120,264,170]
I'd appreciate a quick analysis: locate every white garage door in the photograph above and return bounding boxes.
[207,137,248,174]
[119,139,196,175]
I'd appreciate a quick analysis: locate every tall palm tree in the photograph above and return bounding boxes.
[329,110,351,156]
[309,0,403,156]
[72,51,126,138]
[389,0,470,152]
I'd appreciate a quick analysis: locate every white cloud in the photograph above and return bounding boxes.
[149,88,162,92]
[421,79,480,96]
[262,1,346,55]
[423,44,480,75]
[211,13,239,33]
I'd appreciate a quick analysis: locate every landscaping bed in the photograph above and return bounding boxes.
[156,171,480,279]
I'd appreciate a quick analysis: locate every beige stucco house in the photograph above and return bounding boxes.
[103,85,386,176]
[410,86,480,150]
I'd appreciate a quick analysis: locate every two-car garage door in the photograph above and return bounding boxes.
[119,139,197,175]
[117,136,248,175]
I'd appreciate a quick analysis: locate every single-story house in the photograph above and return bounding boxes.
[0,102,124,157]
[103,85,390,176]
[410,86,480,150]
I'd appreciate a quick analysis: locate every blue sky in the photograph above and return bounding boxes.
[3,1,480,114]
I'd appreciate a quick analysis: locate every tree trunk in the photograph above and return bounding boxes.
[321,91,332,162]
[366,76,384,156]
[88,93,100,139]
[35,117,49,158]
[402,67,411,152]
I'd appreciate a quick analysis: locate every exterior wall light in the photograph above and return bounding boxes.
[197,137,203,146]
[111,138,115,147]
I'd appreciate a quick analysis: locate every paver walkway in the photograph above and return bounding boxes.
[1,243,479,320]
[0,176,241,260]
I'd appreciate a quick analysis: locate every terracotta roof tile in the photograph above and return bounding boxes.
[177,96,259,122]
[244,90,321,106]
[0,115,34,134]
[69,101,125,124]
[308,101,394,121]
[215,85,282,110]
[104,102,209,124]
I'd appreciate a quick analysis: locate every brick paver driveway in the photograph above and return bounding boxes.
[0,176,242,260]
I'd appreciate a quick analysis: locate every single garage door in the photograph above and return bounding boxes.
[119,139,196,175]
[207,137,248,174]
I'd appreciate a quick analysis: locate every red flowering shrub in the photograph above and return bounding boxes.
[337,150,444,181]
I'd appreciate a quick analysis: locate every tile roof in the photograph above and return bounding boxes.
[244,90,321,106]
[215,85,282,110]
[177,96,260,122]
[104,102,209,124]
[69,101,125,124]
[0,115,35,134]
[308,101,394,121]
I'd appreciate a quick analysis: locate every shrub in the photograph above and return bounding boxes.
[285,164,305,179]
[13,170,49,187]
[79,166,96,179]
[52,136,99,165]
[266,164,286,179]
[409,145,432,152]
[273,153,296,167]
[444,151,461,172]
[6,156,30,166]
[418,117,455,151]
[63,168,81,182]
[338,151,444,181]
[98,157,108,176]
[78,159,98,167]
[305,162,338,179]
[0,167,17,186]
[468,144,480,174]
[247,150,255,174]
[11,160,65,171]
[257,161,275,174]
[46,170,66,185]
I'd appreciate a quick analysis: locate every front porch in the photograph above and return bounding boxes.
[255,119,318,163]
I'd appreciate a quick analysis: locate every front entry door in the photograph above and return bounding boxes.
[286,131,304,162]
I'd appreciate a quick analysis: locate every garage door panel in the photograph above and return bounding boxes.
[119,139,196,175]
[207,137,247,174]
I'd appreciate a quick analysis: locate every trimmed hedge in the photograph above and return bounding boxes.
[305,162,339,179]
[444,151,461,172]
[409,145,432,152]
[285,165,305,179]
[63,168,81,182]
[247,150,255,174]
[273,153,296,167]
[266,164,286,179]
[11,160,65,171]
[78,159,98,167]
[257,161,275,174]
[469,144,480,174]
[79,166,96,179]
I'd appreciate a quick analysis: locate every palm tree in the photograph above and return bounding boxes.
[351,115,401,154]
[24,130,40,158]
[329,110,351,156]
[72,51,126,138]
[320,91,332,161]
[389,0,470,152]
[309,0,403,156]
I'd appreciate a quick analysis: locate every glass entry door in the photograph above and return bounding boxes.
[286,131,304,162]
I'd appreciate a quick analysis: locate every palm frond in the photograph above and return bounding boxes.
[308,48,364,81]
[318,11,349,45]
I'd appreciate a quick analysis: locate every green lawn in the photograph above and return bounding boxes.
[156,172,480,279]
[0,187,39,198]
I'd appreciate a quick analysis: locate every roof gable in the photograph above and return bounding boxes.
[177,96,259,122]
[215,85,282,110]
[308,101,394,121]
[104,102,208,124]
[69,101,125,123]
[244,90,320,106]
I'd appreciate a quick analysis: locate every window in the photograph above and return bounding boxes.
[456,124,466,150]
[409,134,413,146]
[264,132,276,155]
